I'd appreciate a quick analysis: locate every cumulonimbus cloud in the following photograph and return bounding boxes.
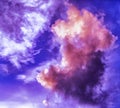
[37,4,116,104]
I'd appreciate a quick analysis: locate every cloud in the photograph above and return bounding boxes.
[37,4,116,104]
[0,0,63,67]
[0,102,39,108]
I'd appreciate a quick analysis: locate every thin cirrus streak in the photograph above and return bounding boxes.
[37,4,116,104]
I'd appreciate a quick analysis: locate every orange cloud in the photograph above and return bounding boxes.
[37,4,116,102]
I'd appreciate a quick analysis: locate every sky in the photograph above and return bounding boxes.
[0,0,120,108]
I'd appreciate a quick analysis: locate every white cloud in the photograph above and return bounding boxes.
[20,0,41,7]
[0,102,39,108]
[21,12,47,38]
[16,69,38,83]
[0,0,55,67]
[0,32,27,56]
